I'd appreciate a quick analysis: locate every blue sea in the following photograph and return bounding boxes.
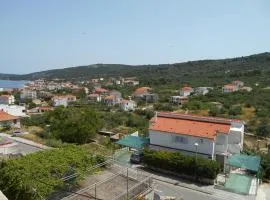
[0,80,27,89]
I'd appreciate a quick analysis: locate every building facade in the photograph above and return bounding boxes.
[149,112,244,164]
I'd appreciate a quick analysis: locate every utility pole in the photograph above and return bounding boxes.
[127,168,129,199]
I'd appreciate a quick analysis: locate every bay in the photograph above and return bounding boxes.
[0,80,27,89]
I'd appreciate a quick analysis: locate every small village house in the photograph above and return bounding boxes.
[27,106,53,114]
[231,80,244,88]
[149,112,244,167]
[194,87,212,96]
[171,96,188,105]
[0,111,20,129]
[0,104,26,117]
[180,86,194,97]
[241,86,253,92]
[104,90,122,106]
[120,99,137,111]
[0,95,15,105]
[52,95,77,107]
[88,93,101,102]
[222,80,247,93]
[222,84,238,93]
[132,87,157,102]
[93,87,109,97]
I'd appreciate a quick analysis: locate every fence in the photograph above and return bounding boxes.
[61,159,153,200]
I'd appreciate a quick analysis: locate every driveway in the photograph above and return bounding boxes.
[0,132,50,155]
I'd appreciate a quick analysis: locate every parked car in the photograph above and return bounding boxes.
[130,151,143,164]
[12,130,23,137]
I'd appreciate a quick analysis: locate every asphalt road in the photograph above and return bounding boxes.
[152,180,218,200]
[15,140,42,155]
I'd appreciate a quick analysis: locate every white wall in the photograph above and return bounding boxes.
[149,130,214,156]
[0,104,26,117]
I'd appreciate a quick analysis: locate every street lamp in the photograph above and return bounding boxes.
[194,142,199,162]
[194,142,199,180]
[46,124,51,138]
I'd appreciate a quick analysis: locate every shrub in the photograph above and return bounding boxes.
[142,149,220,180]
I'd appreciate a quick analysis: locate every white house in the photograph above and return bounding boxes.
[20,89,37,99]
[120,99,136,111]
[0,104,26,117]
[88,93,101,102]
[171,96,188,105]
[149,112,244,164]
[52,95,77,107]
[180,87,194,97]
[0,95,15,104]
[194,87,212,96]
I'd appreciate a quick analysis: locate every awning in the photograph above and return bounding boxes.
[228,154,261,172]
[115,135,149,149]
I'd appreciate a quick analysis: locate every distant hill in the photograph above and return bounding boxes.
[1,52,270,86]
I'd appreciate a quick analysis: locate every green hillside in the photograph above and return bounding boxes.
[1,52,270,86]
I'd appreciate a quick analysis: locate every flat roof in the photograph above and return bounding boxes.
[228,154,261,172]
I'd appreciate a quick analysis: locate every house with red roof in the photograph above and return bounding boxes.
[149,112,244,164]
[222,80,247,93]
[180,86,194,97]
[120,99,136,111]
[132,87,158,102]
[104,90,122,106]
[222,84,238,93]
[88,93,101,102]
[0,111,20,128]
[52,95,76,107]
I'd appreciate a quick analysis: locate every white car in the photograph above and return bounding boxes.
[12,130,23,137]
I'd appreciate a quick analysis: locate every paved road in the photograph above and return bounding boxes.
[15,140,42,155]
[151,180,253,200]
[151,180,215,200]
[0,132,46,155]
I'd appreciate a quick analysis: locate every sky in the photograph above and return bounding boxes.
[0,0,270,74]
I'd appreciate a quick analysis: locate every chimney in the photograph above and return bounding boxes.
[155,111,158,122]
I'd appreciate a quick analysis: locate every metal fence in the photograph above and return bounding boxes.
[61,159,153,200]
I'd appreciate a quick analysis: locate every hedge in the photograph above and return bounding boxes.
[142,149,220,180]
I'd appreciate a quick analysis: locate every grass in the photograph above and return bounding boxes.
[244,134,268,153]
[240,107,256,121]
[20,133,45,144]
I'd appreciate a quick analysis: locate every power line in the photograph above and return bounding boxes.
[31,177,103,200]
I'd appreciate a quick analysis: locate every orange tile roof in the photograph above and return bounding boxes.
[223,84,237,90]
[105,95,114,100]
[149,112,240,140]
[181,86,193,92]
[133,87,151,95]
[0,111,18,122]
[94,88,108,93]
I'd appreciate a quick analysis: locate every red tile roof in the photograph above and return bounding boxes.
[94,88,108,93]
[0,111,18,122]
[133,87,151,95]
[181,87,193,92]
[223,84,237,89]
[149,112,241,140]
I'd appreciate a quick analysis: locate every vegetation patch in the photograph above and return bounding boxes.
[142,149,220,180]
[0,145,106,200]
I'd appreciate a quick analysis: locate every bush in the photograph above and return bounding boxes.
[142,149,220,180]
[0,145,105,200]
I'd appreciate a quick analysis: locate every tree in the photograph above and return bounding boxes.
[256,123,270,137]
[47,107,103,144]
[209,106,220,117]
